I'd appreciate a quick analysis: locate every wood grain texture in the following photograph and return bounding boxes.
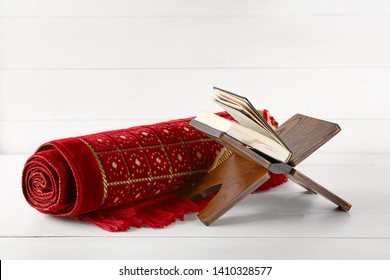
[2,0,390,17]
[287,169,352,211]
[1,1,390,155]
[1,16,390,69]
[1,154,389,259]
[190,154,270,226]
[1,69,390,121]
[277,114,341,166]
[273,114,350,210]
[1,0,390,262]
[2,238,390,260]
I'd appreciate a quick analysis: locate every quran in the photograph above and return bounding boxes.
[193,87,291,163]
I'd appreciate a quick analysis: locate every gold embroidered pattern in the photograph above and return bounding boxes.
[80,133,214,208]
[107,169,208,187]
[147,127,175,186]
[215,149,233,168]
[80,138,109,205]
[98,138,213,154]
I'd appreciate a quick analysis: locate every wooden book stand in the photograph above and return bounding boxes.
[186,114,352,226]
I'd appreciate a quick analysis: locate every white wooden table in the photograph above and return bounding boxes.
[1,0,390,261]
[1,153,389,259]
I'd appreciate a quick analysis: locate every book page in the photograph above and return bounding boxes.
[213,99,276,142]
[193,111,291,162]
[213,87,288,149]
[214,89,268,130]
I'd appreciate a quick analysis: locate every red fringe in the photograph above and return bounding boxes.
[79,197,206,232]
[79,174,287,232]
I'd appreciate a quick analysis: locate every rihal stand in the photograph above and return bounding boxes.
[186,114,352,225]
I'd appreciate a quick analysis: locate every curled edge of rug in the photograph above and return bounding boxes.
[22,111,287,232]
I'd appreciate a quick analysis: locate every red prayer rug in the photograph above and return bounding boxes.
[22,111,287,231]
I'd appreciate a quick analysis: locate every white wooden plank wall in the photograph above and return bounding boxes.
[1,0,389,154]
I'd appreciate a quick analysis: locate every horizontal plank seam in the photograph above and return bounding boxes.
[3,66,390,71]
[2,118,390,122]
[1,14,390,19]
[0,236,389,239]
[4,152,390,157]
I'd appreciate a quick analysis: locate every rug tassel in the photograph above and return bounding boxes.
[79,196,209,232]
[79,174,287,232]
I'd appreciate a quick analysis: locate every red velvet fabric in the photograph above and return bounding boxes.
[22,112,287,231]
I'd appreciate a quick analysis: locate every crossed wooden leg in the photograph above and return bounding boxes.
[186,154,269,225]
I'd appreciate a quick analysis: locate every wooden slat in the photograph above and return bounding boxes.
[1,154,389,237]
[188,154,270,225]
[1,0,390,17]
[2,0,390,263]
[1,237,390,259]
[277,114,341,166]
[1,119,388,154]
[1,68,390,121]
[3,153,390,258]
[1,16,390,69]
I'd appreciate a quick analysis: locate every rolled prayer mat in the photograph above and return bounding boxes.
[22,111,287,231]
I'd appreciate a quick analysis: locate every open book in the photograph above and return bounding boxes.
[191,87,292,163]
